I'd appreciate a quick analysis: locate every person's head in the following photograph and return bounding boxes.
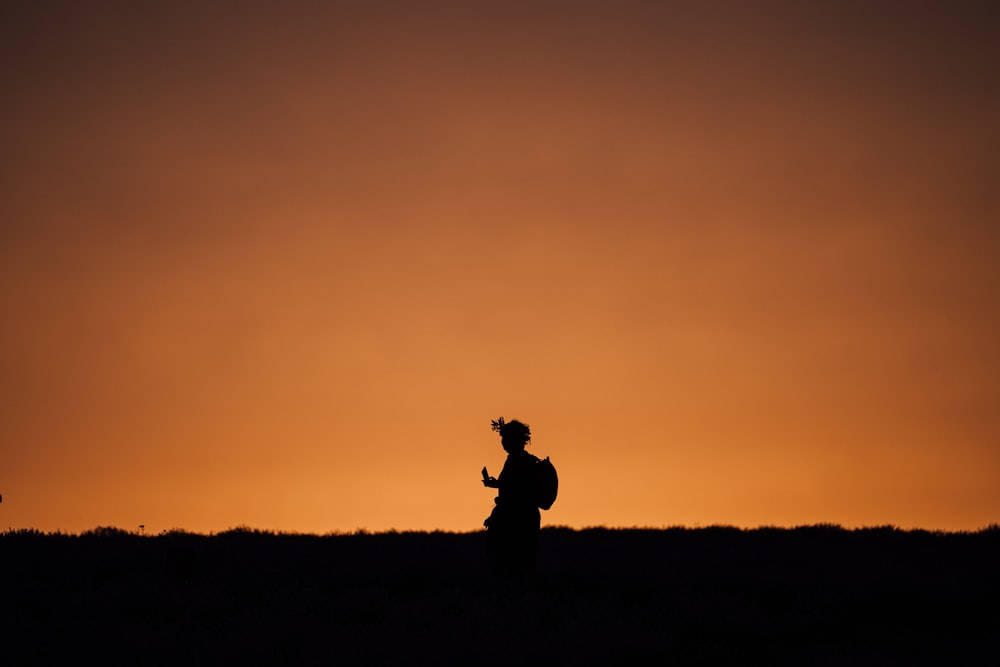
[497,419,531,453]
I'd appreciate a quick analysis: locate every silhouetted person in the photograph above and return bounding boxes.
[482,418,540,578]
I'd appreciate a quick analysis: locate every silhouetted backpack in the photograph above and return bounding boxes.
[534,456,559,510]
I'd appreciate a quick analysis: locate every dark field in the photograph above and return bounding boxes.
[3,525,998,665]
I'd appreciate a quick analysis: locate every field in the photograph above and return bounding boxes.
[3,525,998,665]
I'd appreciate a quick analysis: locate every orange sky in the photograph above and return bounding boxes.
[2,1,998,534]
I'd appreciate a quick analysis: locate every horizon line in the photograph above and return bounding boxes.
[5,522,999,538]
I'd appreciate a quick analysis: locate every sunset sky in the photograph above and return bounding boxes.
[2,1,998,534]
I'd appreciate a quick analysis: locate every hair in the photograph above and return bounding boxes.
[491,417,531,446]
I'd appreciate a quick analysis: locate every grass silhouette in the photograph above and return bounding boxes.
[2,525,997,665]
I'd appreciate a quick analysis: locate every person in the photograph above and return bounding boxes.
[482,418,541,577]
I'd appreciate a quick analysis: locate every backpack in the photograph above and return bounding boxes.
[534,456,559,510]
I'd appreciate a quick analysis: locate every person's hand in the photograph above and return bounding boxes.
[483,476,499,488]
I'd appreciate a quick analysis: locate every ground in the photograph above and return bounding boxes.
[2,525,997,665]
